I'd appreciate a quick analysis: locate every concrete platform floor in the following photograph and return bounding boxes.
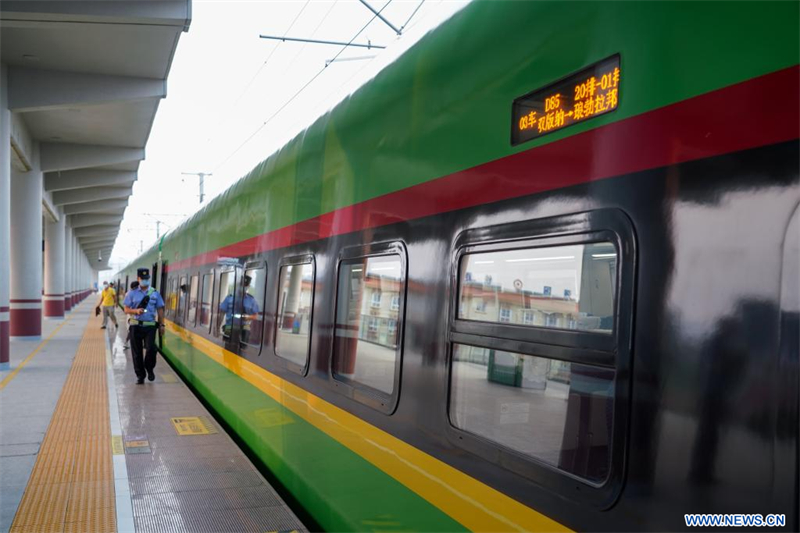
[0,302,305,533]
[0,302,93,532]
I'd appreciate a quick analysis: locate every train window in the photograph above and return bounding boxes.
[275,261,314,368]
[217,271,236,340]
[447,210,635,497]
[333,254,405,396]
[241,266,266,351]
[178,276,187,322]
[187,275,199,326]
[199,274,214,330]
[458,242,616,333]
[166,279,176,318]
[450,343,615,482]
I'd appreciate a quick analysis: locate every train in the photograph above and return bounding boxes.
[115,1,800,531]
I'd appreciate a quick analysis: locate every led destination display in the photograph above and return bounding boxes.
[512,55,620,145]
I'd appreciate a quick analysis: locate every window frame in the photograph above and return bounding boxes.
[188,274,200,327]
[445,209,635,509]
[242,260,268,356]
[179,276,188,323]
[331,241,408,414]
[370,290,382,308]
[273,254,316,376]
[165,278,175,319]
[215,268,237,340]
[199,270,215,334]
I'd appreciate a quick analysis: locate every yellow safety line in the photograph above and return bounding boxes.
[0,306,77,391]
[165,320,572,533]
[10,310,116,533]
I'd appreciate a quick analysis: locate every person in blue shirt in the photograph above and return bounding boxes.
[219,274,260,344]
[123,267,166,384]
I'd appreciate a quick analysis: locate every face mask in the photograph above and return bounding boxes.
[140,279,150,288]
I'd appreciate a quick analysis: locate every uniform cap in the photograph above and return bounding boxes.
[137,267,150,279]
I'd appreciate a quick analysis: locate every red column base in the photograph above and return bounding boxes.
[0,306,9,366]
[10,305,42,337]
[44,297,65,318]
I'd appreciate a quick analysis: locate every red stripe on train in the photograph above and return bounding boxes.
[169,65,799,271]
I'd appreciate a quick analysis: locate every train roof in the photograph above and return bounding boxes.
[117,0,799,278]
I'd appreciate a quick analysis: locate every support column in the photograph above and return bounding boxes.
[44,214,65,318]
[71,235,77,306]
[10,161,43,339]
[64,224,72,311]
[0,64,11,368]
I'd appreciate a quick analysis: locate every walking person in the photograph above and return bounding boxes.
[123,280,139,350]
[123,268,165,384]
[97,281,118,330]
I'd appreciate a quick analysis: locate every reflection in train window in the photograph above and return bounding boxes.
[275,262,314,367]
[241,267,266,350]
[333,255,404,396]
[187,275,199,326]
[458,242,617,333]
[449,344,614,482]
[217,271,235,340]
[199,274,213,329]
[166,279,177,318]
[178,276,187,322]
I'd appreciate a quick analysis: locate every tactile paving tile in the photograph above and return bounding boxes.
[125,454,251,478]
[10,311,117,533]
[144,433,231,449]
[146,443,241,461]
[132,485,283,517]
[239,505,308,532]
[129,470,265,496]
[134,512,191,533]
[180,506,278,533]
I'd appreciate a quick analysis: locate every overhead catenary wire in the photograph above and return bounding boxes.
[213,0,394,173]
[304,0,438,123]
[277,0,342,77]
[399,0,426,32]
[205,0,312,142]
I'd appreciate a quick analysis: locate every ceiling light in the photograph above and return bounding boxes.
[591,253,616,258]
[505,256,575,263]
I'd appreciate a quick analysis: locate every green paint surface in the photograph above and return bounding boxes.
[123,1,798,271]
[119,3,799,528]
[161,330,466,532]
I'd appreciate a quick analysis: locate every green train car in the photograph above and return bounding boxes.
[116,1,800,530]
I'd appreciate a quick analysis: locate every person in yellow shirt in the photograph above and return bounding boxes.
[98,281,118,329]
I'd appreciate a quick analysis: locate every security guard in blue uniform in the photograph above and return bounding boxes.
[123,268,165,384]
[219,274,260,344]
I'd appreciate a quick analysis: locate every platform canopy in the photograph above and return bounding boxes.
[1,1,191,268]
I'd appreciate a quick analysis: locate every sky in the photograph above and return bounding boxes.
[101,0,469,281]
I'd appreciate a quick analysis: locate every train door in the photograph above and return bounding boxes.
[151,261,159,294]
[216,266,241,354]
[159,261,168,298]
[157,261,168,346]
[232,262,267,357]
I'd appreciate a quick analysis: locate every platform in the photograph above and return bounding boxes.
[0,302,305,533]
